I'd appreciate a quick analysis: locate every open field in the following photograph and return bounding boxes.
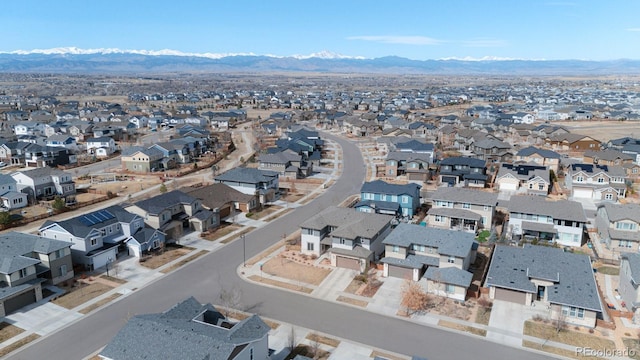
[554,120,640,142]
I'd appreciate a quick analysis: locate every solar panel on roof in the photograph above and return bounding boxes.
[79,216,94,226]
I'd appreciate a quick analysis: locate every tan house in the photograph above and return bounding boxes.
[426,187,498,232]
[514,146,562,173]
[596,203,640,253]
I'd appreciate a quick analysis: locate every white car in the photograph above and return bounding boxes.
[0,162,6,168]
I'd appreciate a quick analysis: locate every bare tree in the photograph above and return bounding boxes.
[555,309,567,334]
[400,279,431,315]
[218,286,243,318]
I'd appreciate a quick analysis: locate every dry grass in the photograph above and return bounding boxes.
[343,279,363,294]
[285,344,330,360]
[306,333,341,348]
[336,295,368,307]
[247,275,313,293]
[0,333,40,357]
[475,306,492,325]
[596,266,620,276]
[623,338,640,360]
[262,256,331,285]
[202,223,242,241]
[438,320,487,337]
[522,340,604,360]
[160,250,208,274]
[100,275,127,285]
[523,320,616,351]
[140,246,193,269]
[52,282,114,309]
[221,227,256,244]
[263,208,293,222]
[0,322,25,342]
[370,350,406,360]
[281,193,305,202]
[79,293,122,314]
[246,205,283,220]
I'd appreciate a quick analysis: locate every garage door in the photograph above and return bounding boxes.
[494,288,527,305]
[336,256,360,271]
[573,188,593,199]
[4,289,36,315]
[499,182,518,191]
[388,265,413,280]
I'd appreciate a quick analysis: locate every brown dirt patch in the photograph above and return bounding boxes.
[438,320,487,337]
[336,295,368,307]
[262,254,330,286]
[0,322,25,342]
[428,298,474,321]
[79,293,122,314]
[246,205,283,220]
[247,275,313,293]
[524,320,616,351]
[306,333,341,348]
[202,223,242,241]
[140,246,193,269]
[0,333,40,357]
[622,338,640,360]
[281,193,305,202]
[52,281,114,309]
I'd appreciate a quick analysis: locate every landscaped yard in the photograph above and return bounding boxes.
[139,245,195,270]
[596,266,620,276]
[52,282,114,309]
[523,320,616,351]
[261,254,331,285]
[0,322,25,342]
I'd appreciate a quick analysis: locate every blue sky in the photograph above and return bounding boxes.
[2,0,640,60]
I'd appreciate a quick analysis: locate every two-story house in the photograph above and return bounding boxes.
[45,134,77,150]
[300,206,394,272]
[514,146,562,173]
[0,232,74,316]
[121,146,169,173]
[87,136,116,157]
[566,163,627,201]
[619,253,640,313]
[507,195,587,247]
[99,297,271,360]
[471,138,513,162]
[485,245,601,328]
[495,163,550,196]
[12,167,75,203]
[438,156,488,188]
[215,167,279,205]
[384,151,431,181]
[380,223,476,301]
[0,173,27,209]
[596,203,640,253]
[125,190,216,241]
[583,149,634,167]
[426,187,498,233]
[355,180,421,218]
[258,149,311,179]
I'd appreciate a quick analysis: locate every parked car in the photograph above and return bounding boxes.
[0,162,7,168]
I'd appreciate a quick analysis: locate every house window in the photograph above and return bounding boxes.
[392,245,400,253]
[340,238,346,245]
[434,215,444,223]
[307,242,314,251]
[616,222,637,231]
[445,284,455,294]
[448,256,455,264]
[402,196,409,204]
[528,183,534,189]
[562,306,585,319]
[90,238,98,246]
[101,229,106,236]
[60,264,67,277]
[538,184,545,191]
[250,348,253,360]
[605,193,613,201]
[20,268,28,278]
[462,203,470,209]
[597,177,604,183]
[55,249,65,259]
[576,176,584,182]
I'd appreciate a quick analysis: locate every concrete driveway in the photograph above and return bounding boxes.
[487,300,549,346]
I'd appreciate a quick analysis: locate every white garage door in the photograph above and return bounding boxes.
[499,182,518,191]
[92,248,117,269]
[573,188,593,199]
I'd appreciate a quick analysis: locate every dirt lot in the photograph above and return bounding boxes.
[52,281,114,309]
[262,251,331,286]
[76,176,163,197]
[554,120,640,142]
[140,246,194,270]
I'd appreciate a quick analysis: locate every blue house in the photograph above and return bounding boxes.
[356,180,421,218]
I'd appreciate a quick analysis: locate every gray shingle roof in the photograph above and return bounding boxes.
[486,245,602,312]
[439,156,486,167]
[354,200,402,212]
[360,180,421,196]
[215,167,279,184]
[507,196,586,223]
[424,266,473,288]
[516,146,561,159]
[100,297,270,360]
[0,231,72,270]
[427,207,482,220]
[133,190,197,215]
[621,253,640,284]
[597,203,640,223]
[382,223,475,258]
[300,206,393,240]
[428,187,498,206]
[386,151,431,163]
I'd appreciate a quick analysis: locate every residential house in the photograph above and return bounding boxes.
[618,253,640,314]
[566,163,627,201]
[471,138,513,162]
[596,203,640,253]
[185,183,256,219]
[0,174,27,210]
[507,196,587,247]
[258,149,312,179]
[514,146,562,173]
[99,297,271,360]
[438,156,488,187]
[485,245,601,328]
[67,122,94,141]
[121,146,168,173]
[12,167,75,203]
[0,232,74,316]
[545,134,602,152]
[384,151,431,181]
[426,187,498,233]
[125,190,217,241]
[215,167,279,205]
[23,144,76,168]
[355,180,421,218]
[583,149,634,167]
[380,224,476,301]
[495,163,550,196]
[93,125,125,140]
[300,206,394,272]
[45,134,77,150]
[87,137,116,157]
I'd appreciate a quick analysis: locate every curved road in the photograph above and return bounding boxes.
[9,134,553,360]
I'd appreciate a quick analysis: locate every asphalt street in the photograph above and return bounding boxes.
[7,133,555,360]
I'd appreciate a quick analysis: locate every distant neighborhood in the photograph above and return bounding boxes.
[2,73,640,359]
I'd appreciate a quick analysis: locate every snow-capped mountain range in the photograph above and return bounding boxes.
[0,47,639,75]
